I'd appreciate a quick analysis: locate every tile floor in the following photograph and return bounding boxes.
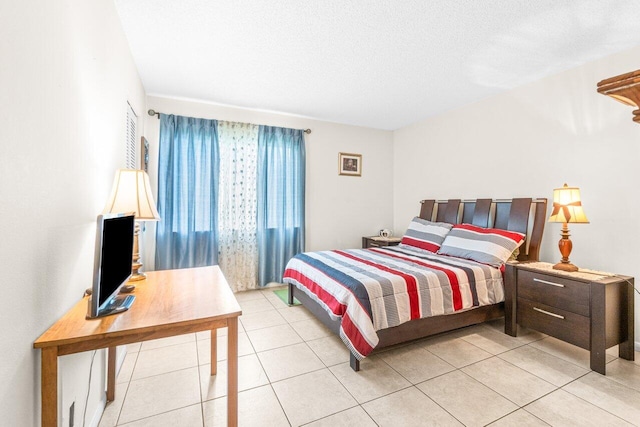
[99,286,640,426]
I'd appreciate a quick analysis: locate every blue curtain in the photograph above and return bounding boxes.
[155,114,220,270]
[257,126,305,286]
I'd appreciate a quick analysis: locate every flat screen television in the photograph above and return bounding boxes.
[87,212,136,318]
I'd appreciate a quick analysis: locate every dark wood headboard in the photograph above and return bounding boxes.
[418,198,548,262]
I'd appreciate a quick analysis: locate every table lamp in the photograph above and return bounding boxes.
[548,183,589,272]
[103,169,160,282]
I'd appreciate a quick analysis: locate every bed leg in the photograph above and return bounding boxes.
[350,352,360,372]
[287,283,294,306]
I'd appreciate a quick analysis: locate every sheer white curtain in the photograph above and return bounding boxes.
[217,121,259,291]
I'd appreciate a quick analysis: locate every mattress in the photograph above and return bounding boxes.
[283,245,504,359]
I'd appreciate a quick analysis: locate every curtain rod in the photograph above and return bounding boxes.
[147,109,311,134]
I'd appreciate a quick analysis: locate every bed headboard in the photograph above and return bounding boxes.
[418,198,548,262]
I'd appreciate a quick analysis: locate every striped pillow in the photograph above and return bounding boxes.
[437,224,525,267]
[400,217,453,253]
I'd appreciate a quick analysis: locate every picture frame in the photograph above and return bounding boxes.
[140,136,149,172]
[338,152,362,176]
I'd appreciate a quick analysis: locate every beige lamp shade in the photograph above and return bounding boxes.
[548,183,589,224]
[103,169,160,221]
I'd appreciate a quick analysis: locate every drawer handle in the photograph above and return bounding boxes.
[369,242,380,247]
[533,306,565,320]
[533,278,565,288]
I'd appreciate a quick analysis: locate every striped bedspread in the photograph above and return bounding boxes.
[283,245,505,360]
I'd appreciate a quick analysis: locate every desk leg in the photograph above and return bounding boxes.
[210,328,217,376]
[107,347,116,401]
[227,317,238,427]
[41,346,58,427]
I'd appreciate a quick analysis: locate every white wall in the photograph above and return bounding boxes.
[141,96,395,271]
[0,1,146,425]
[4,4,636,425]
[393,45,640,348]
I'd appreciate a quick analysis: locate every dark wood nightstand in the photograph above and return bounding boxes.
[362,236,402,249]
[504,262,634,375]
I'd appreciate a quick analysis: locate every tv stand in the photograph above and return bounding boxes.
[34,266,242,427]
[86,294,135,319]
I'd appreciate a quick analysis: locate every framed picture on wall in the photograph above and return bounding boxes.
[338,152,362,176]
[141,136,149,172]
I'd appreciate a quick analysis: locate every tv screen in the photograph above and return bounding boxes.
[87,213,135,318]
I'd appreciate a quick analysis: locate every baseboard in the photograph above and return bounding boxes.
[87,346,128,427]
[262,281,286,288]
[88,396,107,427]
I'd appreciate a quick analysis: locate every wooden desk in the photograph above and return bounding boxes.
[34,266,241,427]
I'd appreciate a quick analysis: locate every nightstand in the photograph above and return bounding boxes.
[362,236,402,249]
[504,262,634,375]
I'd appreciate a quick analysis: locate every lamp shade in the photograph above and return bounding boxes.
[548,183,589,224]
[103,169,160,221]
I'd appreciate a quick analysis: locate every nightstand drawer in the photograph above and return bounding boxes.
[517,298,590,349]
[517,270,590,316]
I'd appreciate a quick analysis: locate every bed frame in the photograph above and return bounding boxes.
[288,197,548,371]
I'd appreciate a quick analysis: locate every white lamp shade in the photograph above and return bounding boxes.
[548,183,589,224]
[103,169,160,221]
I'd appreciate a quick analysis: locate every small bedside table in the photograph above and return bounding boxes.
[504,262,634,375]
[362,236,402,249]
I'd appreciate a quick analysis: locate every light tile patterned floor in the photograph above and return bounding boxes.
[99,286,640,426]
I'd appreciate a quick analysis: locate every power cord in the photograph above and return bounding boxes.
[82,350,97,427]
[577,269,640,296]
[613,275,640,297]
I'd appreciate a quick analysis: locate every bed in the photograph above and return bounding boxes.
[284,198,548,371]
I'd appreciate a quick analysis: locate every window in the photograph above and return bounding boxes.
[155,115,305,289]
[125,102,137,169]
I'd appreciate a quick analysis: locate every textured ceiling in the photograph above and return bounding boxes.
[114,0,640,130]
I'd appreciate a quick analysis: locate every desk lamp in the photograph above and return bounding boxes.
[103,169,160,282]
[548,183,589,272]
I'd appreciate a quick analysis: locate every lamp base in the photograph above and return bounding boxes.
[128,272,147,282]
[554,223,578,272]
[553,261,578,272]
[128,222,147,285]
